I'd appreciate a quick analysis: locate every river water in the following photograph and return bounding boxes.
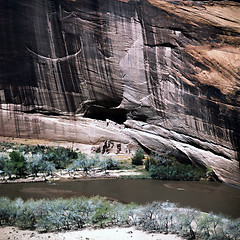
[0,179,239,219]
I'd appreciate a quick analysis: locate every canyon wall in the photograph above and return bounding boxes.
[0,0,239,186]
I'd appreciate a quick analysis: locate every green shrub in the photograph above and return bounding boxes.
[92,199,113,227]
[144,155,160,171]
[149,164,204,181]
[67,197,95,228]
[205,166,218,181]
[15,201,37,229]
[0,196,239,239]
[225,218,240,240]
[132,149,145,166]
[67,154,97,174]
[175,208,197,238]
[135,201,177,234]
[0,142,15,151]
[147,154,205,181]
[98,157,119,173]
[110,202,137,226]
[144,158,150,171]
[0,197,17,226]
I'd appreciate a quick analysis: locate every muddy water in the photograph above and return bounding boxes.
[0,179,240,219]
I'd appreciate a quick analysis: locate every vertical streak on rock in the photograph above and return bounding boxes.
[135,3,167,121]
[119,10,148,110]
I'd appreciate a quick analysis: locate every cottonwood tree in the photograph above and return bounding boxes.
[9,151,27,178]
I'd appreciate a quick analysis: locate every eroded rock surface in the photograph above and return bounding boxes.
[0,0,239,186]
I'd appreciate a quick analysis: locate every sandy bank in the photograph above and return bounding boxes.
[0,226,184,240]
[0,169,144,184]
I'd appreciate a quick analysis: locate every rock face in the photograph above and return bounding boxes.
[0,0,239,186]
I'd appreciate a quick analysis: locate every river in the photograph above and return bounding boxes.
[0,179,239,219]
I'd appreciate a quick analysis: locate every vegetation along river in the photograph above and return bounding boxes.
[0,179,239,219]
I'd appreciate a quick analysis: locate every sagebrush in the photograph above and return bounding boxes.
[0,197,239,239]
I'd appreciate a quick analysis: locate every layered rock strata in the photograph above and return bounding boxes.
[0,0,239,186]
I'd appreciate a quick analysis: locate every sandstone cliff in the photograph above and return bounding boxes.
[0,0,239,186]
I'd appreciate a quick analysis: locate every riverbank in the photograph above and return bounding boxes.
[0,137,215,184]
[0,226,184,240]
[1,194,239,240]
[0,168,145,184]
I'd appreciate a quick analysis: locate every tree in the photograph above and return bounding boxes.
[79,158,96,175]
[43,147,78,169]
[26,153,43,177]
[0,153,13,178]
[26,154,56,179]
[9,151,27,178]
[68,154,97,175]
[42,161,56,177]
[0,153,8,170]
[3,160,15,179]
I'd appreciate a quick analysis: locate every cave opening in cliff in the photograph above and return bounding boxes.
[83,105,128,124]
